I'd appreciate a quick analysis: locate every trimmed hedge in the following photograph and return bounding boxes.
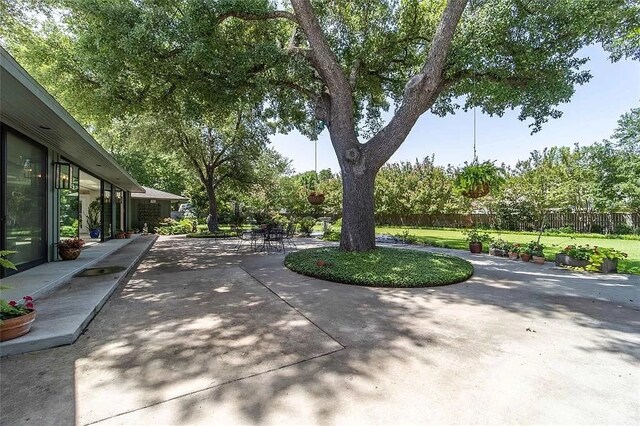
[285,247,473,287]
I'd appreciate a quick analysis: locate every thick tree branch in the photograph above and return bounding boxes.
[367,0,468,170]
[291,0,357,146]
[177,132,207,186]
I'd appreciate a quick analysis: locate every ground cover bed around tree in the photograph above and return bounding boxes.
[374,227,640,275]
[284,247,473,288]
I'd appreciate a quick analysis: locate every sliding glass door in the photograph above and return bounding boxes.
[2,129,47,275]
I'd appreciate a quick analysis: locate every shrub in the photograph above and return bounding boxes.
[298,217,317,235]
[613,223,634,235]
[322,230,341,241]
[155,218,194,235]
[396,230,418,244]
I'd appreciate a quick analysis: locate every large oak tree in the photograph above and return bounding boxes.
[4,0,637,250]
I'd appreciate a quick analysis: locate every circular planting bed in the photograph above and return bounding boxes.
[285,247,473,287]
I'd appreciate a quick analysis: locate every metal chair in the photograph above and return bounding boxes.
[235,228,258,251]
[264,226,285,254]
[283,223,297,250]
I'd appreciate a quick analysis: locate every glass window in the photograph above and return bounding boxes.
[5,131,47,269]
[114,188,123,233]
[79,170,102,241]
[59,161,79,239]
[102,182,112,239]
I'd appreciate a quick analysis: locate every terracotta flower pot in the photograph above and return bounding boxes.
[532,255,545,265]
[520,253,532,262]
[0,310,36,341]
[59,248,81,261]
[508,251,519,260]
[469,242,483,254]
[125,232,133,239]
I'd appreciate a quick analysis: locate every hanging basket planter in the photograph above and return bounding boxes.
[461,182,490,199]
[453,161,504,200]
[308,192,325,205]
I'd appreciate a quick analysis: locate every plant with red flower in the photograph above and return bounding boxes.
[1,295,35,323]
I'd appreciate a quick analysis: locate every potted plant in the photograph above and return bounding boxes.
[308,191,325,205]
[115,229,126,239]
[508,243,520,260]
[489,239,510,257]
[125,229,134,238]
[556,245,627,273]
[86,199,101,239]
[1,251,37,341]
[462,228,492,253]
[519,246,532,262]
[58,237,85,260]
[453,160,505,199]
[530,241,546,265]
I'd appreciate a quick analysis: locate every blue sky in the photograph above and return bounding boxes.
[270,45,640,173]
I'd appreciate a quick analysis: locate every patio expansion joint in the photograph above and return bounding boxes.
[239,265,347,350]
[86,346,345,426]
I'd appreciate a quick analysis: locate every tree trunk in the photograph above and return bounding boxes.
[340,167,376,251]
[206,187,219,232]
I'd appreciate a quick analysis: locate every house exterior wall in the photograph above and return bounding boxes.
[129,199,173,232]
[1,122,132,277]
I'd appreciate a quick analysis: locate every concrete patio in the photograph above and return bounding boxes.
[1,235,638,425]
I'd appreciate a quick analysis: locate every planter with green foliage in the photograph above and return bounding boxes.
[463,228,492,253]
[453,161,505,198]
[489,239,511,257]
[556,245,627,273]
[1,251,37,341]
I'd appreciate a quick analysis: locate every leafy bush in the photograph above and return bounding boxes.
[297,217,317,235]
[396,230,418,244]
[546,226,575,235]
[285,247,473,287]
[322,229,341,241]
[613,223,634,235]
[155,218,194,235]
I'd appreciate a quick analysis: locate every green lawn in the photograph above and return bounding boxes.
[376,226,640,275]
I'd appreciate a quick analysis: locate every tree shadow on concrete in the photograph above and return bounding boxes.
[2,238,637,425]
[0,237,453,425]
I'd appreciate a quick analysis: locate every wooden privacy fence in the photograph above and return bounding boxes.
[375,212,640,234]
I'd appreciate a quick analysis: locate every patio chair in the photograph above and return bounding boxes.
[283,223,297,250]
[235,228,259,251]
[264,226,285,254]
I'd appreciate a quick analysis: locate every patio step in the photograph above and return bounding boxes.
[1,235,146,301]
[0,236,157,357]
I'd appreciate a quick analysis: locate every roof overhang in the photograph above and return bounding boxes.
[0,47,145,193]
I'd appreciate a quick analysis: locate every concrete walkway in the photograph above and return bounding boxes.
[0,235,157,356]
[1,236,638,425]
